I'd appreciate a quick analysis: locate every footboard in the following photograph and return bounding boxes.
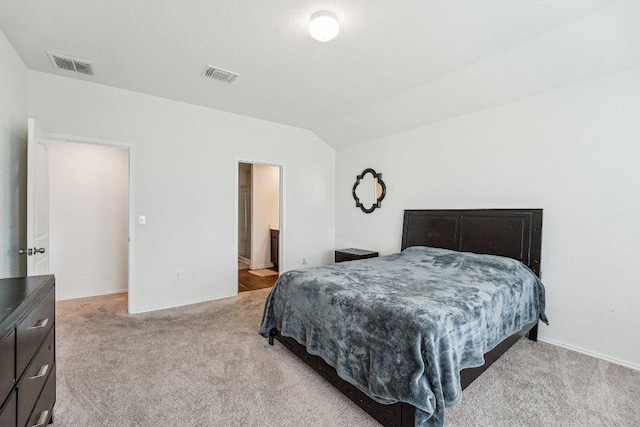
[268,320,537,427]
[270,329,415,426]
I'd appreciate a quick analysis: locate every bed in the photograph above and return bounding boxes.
[260,209,546,427]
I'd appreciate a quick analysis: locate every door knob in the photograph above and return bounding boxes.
[18,248,27,255]
[33,248,46,254]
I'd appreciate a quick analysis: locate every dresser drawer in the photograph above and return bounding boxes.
[0,330,15,407]
[16,288,55,377]
[17,329,55,427]
[0,390,16,427]
[25,366,55,427]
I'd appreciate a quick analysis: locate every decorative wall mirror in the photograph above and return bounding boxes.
[352,168,386,214]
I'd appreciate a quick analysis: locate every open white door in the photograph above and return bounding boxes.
[26,118,50,276]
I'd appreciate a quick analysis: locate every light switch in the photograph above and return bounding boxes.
[139,215,146,225]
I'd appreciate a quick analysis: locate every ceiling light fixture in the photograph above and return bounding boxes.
[309,11,340,42]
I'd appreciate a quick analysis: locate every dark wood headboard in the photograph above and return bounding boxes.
[402,209,543,276]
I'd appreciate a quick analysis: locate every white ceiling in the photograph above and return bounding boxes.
[1,0,637,148]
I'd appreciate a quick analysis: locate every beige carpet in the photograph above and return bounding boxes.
[55,291,640,427]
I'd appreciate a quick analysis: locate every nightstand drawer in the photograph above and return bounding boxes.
[16,287,55,377]
[18,329,55,427]
[335,248,378,263]
[0,330,15,406]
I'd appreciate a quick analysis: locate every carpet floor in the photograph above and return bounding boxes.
[54,290,640,427]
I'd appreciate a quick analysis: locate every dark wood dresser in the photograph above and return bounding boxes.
[335,248,379,263]
[0,275,56,427]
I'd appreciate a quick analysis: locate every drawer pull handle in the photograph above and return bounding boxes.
[32,410,49,427]
[30,318,49,329]
[30,364,50,380]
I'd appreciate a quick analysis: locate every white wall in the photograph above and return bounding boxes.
[336,67,640,369]
[251,164,279,269]
[28,70,335,313]
[48,140,129,300]
[0,28,28,278]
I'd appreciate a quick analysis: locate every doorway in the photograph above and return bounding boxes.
[48,138,131,304]
[237,160,282,293]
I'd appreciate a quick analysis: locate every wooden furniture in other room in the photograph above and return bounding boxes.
[0,275,56,427]
[270,229,280,270]
[334,248,379,263]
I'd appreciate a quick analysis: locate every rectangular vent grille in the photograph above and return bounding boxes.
[202,65,239,83]
[47,51,94,75]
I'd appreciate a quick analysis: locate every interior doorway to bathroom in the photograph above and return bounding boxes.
[238,163,252,270]
[237,161,282,293]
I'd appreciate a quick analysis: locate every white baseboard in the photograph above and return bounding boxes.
[130,292,235,315]
[57,288,128,301]
[538,337,640,372]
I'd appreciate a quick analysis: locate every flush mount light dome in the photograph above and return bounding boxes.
[309,11,340,42]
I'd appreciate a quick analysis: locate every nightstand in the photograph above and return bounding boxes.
[335,248,379,263]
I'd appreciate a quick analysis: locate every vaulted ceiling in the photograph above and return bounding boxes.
[1,1,638,148]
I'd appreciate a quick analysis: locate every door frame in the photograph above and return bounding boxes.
[48,132,136,314]
[234,157,285,295]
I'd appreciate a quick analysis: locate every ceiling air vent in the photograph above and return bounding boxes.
[47,51,95,76]
[202,65,239,83]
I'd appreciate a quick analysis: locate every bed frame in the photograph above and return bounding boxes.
[269,209,543,426]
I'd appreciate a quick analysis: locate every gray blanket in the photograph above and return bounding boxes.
[259,246,547,426]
